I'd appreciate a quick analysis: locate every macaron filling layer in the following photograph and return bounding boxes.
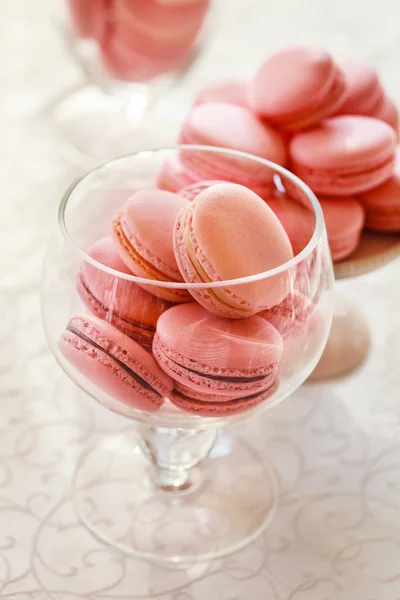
[66,324,163,397]
[176,204,257,315]
[113,210,181,282]
[173,380,276,403]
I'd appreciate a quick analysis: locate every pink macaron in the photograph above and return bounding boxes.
[265,193,315,255]
[194,80,248,108]
[289,115,397,196]
[319,196,365,261]
[358,148,400,231]
[249,46,347,131]
[337,59,385,116]
[259,291,315,340]
[153,303,283,416]
[173,182,294,318]
[60,314,173,412]
[77,237,172,349]
[112,189,190,303]
[157,154,200,194]
[178,102,287,194]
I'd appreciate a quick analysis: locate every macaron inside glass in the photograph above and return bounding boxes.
[112,189,191,302]
[153,303,283,416]
[289,115,397,196]
[265,192,315,256]
[77,236,172,349]
[59,314,173,412]
[249,46,347,131]
[259,290,315,341]
[173,182,294,318]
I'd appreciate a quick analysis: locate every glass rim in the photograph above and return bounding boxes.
[58,145,325,289]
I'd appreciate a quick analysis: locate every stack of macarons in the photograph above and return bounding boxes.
[68,0,210,81]
[157,45,400,262]
[60,182,318,418]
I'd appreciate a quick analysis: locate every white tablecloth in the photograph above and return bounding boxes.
[2,1,400,598]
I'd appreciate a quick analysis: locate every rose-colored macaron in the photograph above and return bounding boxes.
[77,237,172,349]
[112,189,190,302]
[68,0,109,42]
[60,314,172,412]
[178,102,287,194]
[249,46,347,131]
[153,303,283,417]
[156,154,198,193]
[194,80,248,108]
[179,179,224,201]
[337,59,385,116]
[260,290,315,340]
[173,183,294,318]
[265,193,315,255]
[319,196,365,261]
[358,148,400,231]
[289,115,397,196]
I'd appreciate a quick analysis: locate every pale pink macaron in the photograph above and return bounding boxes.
[319,196,365,261]
[178,102,287,194]
[112,189,190,302]
[194,80,248,108]
[265,193,315,255]
[157,154,200,193]
[289,115,397,196]
[77,237,172,349]
[249,46,347,131]
[260,291,315,340]
[358,148,400,231]
[153,303,283,417]
[336,59,399,138]
[173,183,294,318]
[337,59,385,116]
[60,314,173,412]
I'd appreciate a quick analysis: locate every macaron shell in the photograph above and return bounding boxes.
[174,183,294,316]
[289,115,397,195]
[319,196,365,260]
[60,315,173,411]
[170,379,279,417]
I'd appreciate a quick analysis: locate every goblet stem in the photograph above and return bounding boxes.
[138,425,218,492]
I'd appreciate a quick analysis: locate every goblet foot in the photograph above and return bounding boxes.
[308,296,370,381]
[72,428,279,564]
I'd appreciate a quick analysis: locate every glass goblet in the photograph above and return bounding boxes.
[41,146,335,563]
